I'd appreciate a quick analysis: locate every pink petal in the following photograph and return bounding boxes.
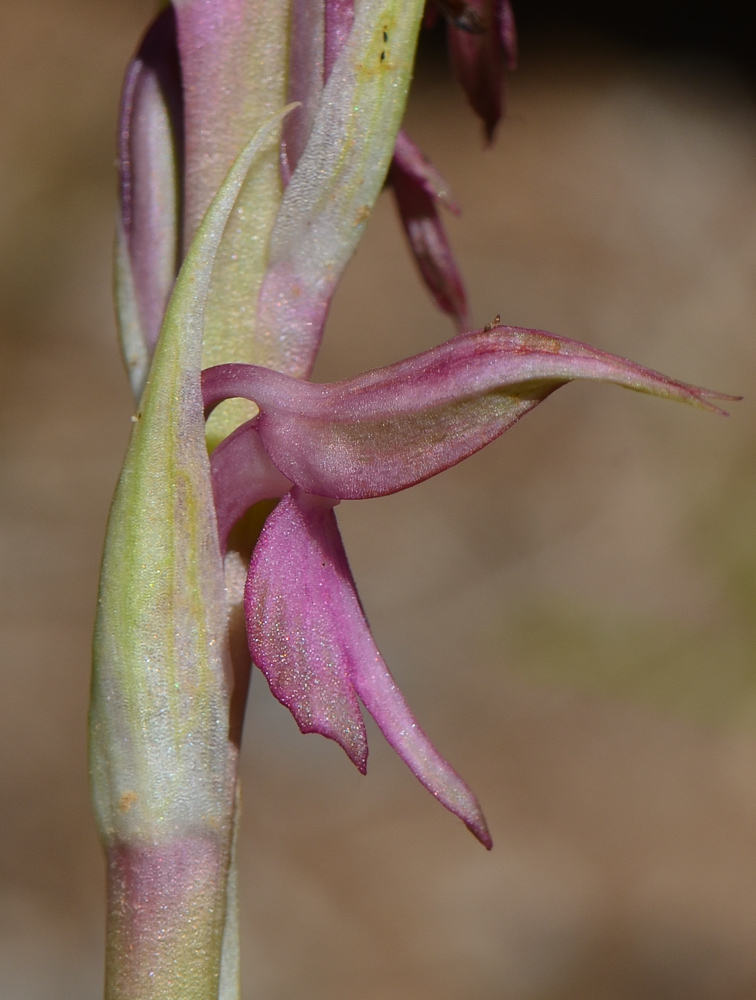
[348,625,491,848]
[390,139,468,328]
[117,7,182,383]
[393,130,460,213]
[245,490,368,772]
[447,0,503,143]
[245,488,490,844]
[203,326,736,501]
[210,422,292,552]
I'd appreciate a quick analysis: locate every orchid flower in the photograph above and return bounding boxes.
[90,2,736,998]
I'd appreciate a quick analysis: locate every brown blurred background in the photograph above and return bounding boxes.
[3,2,756,997]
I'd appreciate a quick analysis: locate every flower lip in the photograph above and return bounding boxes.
[244,486,492,846]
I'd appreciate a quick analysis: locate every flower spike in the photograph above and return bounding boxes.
[245,488,492,846]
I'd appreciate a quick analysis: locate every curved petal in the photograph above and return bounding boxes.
[448,0,503,143]
[393,130,460,213]
[244,490,368,772]
[210,422,292,552]
[348,623,491,848]
[389,138,468,328]
[202,325,736,500]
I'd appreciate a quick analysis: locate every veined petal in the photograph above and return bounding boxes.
[116,6,182,400]
[390,136,468,328]
[210,422,292,552]
[255,0,426,378]
[448,0,504,143]
[202,325,736,501]
[244,490,368,772]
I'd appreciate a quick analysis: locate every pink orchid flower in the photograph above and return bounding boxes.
[91,1,736,996]
[201,328,732,849]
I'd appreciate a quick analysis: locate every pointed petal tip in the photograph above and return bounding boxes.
[294,717,368,774]
[467,816,493,850]
[431,776,492,848]
[469,324,741,418]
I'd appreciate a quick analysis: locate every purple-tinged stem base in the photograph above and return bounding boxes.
[104,837,230,1000]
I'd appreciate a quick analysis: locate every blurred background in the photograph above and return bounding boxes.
[2,1,756,997]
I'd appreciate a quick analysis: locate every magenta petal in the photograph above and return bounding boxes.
[210,422,292,552]
[448,0,503,143]
[203,326,736,501]
[348,630,492,848]
[244,488,490,844]
[392,130,460,213]
[497,0,517,71]
[390,140,468,328]
[245,490,368,771]
[118,6,182,358]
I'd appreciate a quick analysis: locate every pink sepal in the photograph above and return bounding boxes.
[245,488,491,845]
[447,0,504,142]
[390,132,468,327]
[203,326,735,502]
